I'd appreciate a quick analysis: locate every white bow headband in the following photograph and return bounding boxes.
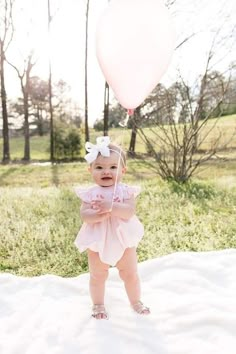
[84,136,125,165]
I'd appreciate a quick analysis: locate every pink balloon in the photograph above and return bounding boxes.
[96,0,175,110]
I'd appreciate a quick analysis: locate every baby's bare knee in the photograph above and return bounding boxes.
[119,269,138,283]
[90,269,109,283]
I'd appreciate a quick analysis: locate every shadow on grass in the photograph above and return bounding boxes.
[169,180,217,200]
[0,167,18,186]
[127,156,158,180]
[51,164,59,186]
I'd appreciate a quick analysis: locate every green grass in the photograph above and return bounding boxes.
[0,187,88,276]
[0,167,236,277]
[0,135,51,161]
[0,160,157,188]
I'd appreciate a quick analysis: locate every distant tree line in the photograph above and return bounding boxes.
[95,68,236,131]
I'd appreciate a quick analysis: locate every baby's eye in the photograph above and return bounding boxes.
[110,165,117,169]
[95,166,103,170]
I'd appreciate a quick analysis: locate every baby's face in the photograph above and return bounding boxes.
[89,152,126,187]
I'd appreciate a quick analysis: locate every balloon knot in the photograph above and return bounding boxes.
[127,109,134,116]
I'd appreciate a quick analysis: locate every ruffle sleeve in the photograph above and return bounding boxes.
[122,185,141,200]
[74,187,92,203]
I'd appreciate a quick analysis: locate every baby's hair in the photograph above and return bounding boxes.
[108,143,126,167]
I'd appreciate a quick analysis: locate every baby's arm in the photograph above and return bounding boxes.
[111,197,135,219]
[94,196,135,220]
[80,201,110,224]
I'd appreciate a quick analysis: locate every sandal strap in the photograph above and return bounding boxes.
[92,304,108,319]
[132,301,150,314]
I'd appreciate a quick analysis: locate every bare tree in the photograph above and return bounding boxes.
[103,81,109,136]
[102,0,111,137]
[48,0,54,162]
[137,59,235,182]
[128,107,140,155]
[7,51,36,161]
[128,1,236,173]
[0,0,14,163]
[166,0,177,7]
[84,0,90,144]
[47,0,60,161]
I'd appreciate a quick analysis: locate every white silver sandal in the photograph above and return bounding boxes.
[132,301,150,315]
[92,304,109,320]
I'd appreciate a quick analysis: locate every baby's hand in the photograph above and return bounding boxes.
[95,211,111,222]
[91,199,112,214]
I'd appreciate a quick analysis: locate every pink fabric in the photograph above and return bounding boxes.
[74,183,144,266]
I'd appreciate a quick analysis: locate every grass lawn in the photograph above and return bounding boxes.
[0,135,51,161]
[0,160,236,277]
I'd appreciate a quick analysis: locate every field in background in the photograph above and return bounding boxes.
[0,115,236,161]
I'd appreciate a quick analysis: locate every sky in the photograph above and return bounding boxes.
[4,0,236,126]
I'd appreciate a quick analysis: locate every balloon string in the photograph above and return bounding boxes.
[119,108,134,128]
[110,145,122,211]
[110,109,134,211]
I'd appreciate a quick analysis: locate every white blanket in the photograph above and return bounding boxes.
[1,249,236,354]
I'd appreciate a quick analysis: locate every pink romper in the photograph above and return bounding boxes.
[74,183,144,266]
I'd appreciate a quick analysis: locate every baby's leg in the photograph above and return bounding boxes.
[116,247,150,315]
[87,250,109,319]
[116,247,140,304]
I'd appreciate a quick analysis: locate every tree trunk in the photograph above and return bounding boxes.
[1,42,10,163]
[128,107,140,155]
[48,62,54,161]
[192,73,208,152]
[38,107,44,136]
[23,66,31,161]
[84,0,90,144]
[103,82,109,136]
[128,119,137,156]
[48,0,54,162]
[23,91,30,161]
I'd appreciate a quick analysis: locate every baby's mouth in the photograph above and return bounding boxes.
[101,177,112,180]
